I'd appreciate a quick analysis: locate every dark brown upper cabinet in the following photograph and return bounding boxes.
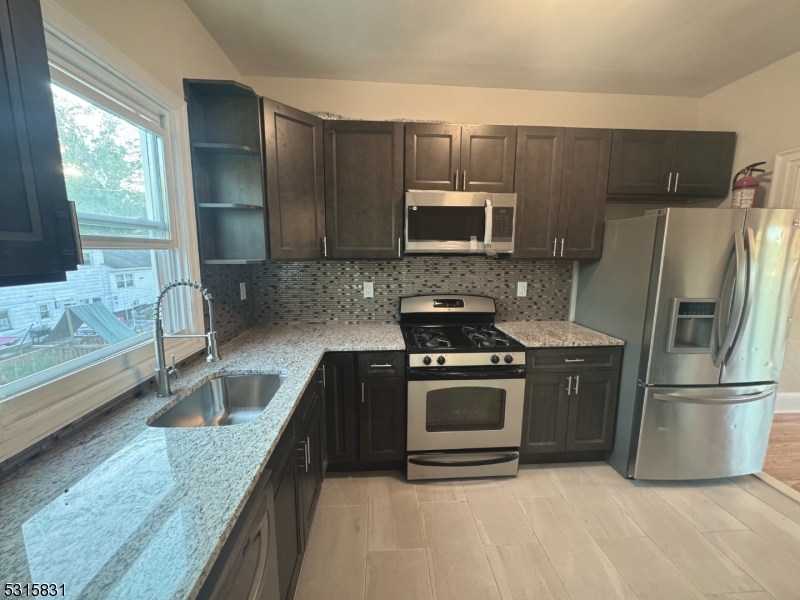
[0,0,79,287]
[608,129,735,198]
[513,127,611,260]
[262,98,326,260]
[323,121,404,259]
[404,123,516,192]
[512,127,565,258]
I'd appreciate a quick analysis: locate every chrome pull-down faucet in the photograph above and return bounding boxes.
[153,280,219,397]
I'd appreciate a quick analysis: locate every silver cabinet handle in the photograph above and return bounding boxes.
[552,238,558,257]
[306,436,311,470]
[323,236,328,257]
[370,363,393,368]
[673,172,680,193]
[455,169,459,191]
[398,237,401,258]
[566,376,572,395]
[573,375,580,394]
[667,172,672,192]
[560,238,565,257]
[322,364,326,387]
[564,358,585,363]
[462,170,467,191]
[361,381,365,403]
[299,441,308,471]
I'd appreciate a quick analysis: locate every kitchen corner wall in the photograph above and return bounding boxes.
[200,264,255,345]
[249,257,572,324]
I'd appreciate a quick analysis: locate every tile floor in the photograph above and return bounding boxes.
[294,462,800,600]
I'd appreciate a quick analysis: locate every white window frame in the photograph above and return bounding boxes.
[38,304,52,320]
[0,2,205,464]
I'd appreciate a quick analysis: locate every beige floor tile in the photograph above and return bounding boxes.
[706,592,777,600]
[420,501,501,600]
[556,482,645,540]
[317,474,369,506]
[461,478,536,545]
[579,461,643,493]
[599,536,705,600]
[696,481,800,560]
[651,484,747,533]
[706,530,800,600]
[505,465,561,499]
[540,462,598,487]
[296,505,367,600]
[415,480,466,503]
[366,549,433,600]
[730,476,800,526]
[518,496,637,600]
[611,490,760,595]
[368,474,424,551]
[485,542,569,600]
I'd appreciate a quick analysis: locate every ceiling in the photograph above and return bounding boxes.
[184,0,800,97]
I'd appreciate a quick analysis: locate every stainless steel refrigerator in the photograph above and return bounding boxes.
[575,208,800,480]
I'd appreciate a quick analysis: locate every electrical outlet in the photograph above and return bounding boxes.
[517,281,528,297]
[363,282,374,299]
[239,282,247,300]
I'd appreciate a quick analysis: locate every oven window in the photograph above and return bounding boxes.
[407,206,486,242]
[425,387,506,431]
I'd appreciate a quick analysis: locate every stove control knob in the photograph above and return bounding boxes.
[423,356,432,365]
[504,354,514,364]
[437,356,446,365]
[491,355,500,364]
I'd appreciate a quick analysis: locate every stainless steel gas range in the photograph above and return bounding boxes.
[400,294,525,481]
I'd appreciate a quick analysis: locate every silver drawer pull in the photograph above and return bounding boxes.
[370,363,394,368]
[566,376,572,395]
[564,358,585,363]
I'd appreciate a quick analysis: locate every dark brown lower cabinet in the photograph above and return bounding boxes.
[323,353,357,465]
[565,371,619,452]
[273,431,301,600]
[521,372,570,454]
[358,377,406,462]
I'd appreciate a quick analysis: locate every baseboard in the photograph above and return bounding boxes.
[755,471,800,504]
[775,392,800,413]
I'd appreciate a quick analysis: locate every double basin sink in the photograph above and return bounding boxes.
[150,374,285,428]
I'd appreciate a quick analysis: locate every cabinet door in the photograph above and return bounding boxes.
[0,0,78,285]
[299,404,322,543]
[323,353,358,465]
[404,123,461,191]
[358,377,406,462]
[512,127,564,258]
[607,130,675,196]
[273,456,301,600]
[565,371,619,452]
[324,121,404,258]
[558,128,612,259]
[671,131,736,197]
[263,98,325,259]
[461,125,516,192]
[521,372,570,454]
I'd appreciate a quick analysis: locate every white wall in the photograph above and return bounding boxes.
[244,76,699,129]
[48,0,241,98]
[699,50,800,397]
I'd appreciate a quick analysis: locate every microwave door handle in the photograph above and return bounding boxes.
[726,227,757,365]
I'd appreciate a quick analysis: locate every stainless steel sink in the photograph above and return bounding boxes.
[149,374,285,428]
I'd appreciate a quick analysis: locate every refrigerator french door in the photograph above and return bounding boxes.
[575,208,800,480]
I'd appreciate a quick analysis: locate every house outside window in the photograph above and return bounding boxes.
[115,273,135,289]
[0,310,11,332]
[38,304,52,320]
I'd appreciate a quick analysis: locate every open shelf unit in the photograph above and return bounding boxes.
[185,80,268,264]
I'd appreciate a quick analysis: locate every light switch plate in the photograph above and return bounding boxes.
[239,282,247,300]
[517,281,528,297]
[363,282,374,299]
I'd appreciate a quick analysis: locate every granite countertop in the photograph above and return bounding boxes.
[497,321,624,347]
[0,324,404,600]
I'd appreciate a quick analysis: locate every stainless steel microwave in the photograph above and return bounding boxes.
[404,191,516,254]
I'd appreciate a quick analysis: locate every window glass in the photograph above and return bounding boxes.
[52,83,170,240]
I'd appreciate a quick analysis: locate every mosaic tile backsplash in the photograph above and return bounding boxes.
[250,257,573,324]
[200,264,255,345]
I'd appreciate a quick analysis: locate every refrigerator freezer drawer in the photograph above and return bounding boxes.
[633,384,776,480]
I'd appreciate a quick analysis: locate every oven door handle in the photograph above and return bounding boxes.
[408,366,526,380]
[408,453,519,468]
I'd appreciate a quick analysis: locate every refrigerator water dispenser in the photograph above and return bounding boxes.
[667,299,717,353]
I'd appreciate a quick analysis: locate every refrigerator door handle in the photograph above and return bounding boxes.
[725,227,757,365]
[652,389,773,405]
[714,230,746,367]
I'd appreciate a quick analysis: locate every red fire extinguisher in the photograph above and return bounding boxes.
[731,162,766,208]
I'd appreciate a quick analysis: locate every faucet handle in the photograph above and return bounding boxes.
[169,354,179,379]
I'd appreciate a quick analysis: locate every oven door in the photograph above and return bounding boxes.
[407,374,525,451]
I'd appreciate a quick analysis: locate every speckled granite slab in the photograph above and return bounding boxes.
[496,321,624,347]
[0,324,404,600]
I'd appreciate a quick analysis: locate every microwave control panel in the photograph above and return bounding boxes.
[492,208,514,241]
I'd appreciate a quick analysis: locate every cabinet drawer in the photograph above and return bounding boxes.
[527,347,622,372]
[357,352,405,378]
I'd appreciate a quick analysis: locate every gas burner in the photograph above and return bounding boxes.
[413,327,444,339]
[413,327,452,348]
[462,325,512,348]
[422,338,452,349]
